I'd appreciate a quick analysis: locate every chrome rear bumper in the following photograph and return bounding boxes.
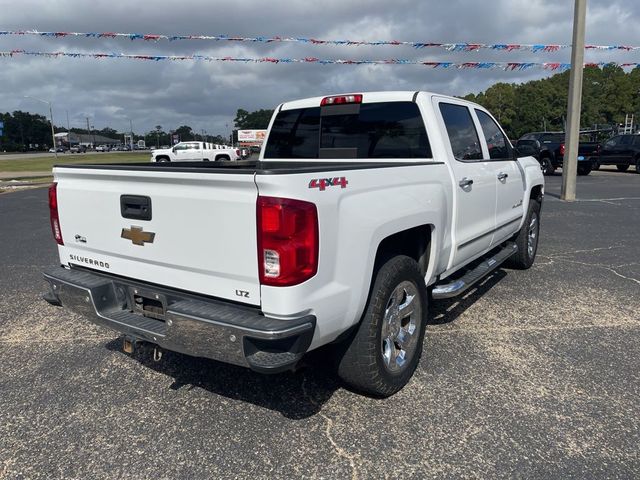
[43,267,315,373]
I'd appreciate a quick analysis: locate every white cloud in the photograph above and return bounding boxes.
[0,0,638,135]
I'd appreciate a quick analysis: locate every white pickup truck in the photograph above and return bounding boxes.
[151,141,240,162]
[43,91,544,396]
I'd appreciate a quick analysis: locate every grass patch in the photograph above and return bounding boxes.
[10,176,54,183]
[0,152,150,173]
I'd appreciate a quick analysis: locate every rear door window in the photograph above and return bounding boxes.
[475,110,511,160]
[264,102,431,159]
[439,103,483,161]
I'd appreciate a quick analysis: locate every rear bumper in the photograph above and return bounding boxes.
[43,266,315,373]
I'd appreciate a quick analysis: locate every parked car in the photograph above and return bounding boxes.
[48,147,66,153]
[595,134,640,173]
[43,91,544,397]
[517,132,600,176]
[150,142,241,162]
[69,145,87,154]
[95,145,109,152]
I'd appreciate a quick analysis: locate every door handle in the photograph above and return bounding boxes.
[459,177,474,188]
[497,173,509,181]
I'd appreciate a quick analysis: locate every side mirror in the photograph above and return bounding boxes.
[172,147,177,153]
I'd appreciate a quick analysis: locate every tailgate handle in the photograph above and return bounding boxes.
[120,195,152,221]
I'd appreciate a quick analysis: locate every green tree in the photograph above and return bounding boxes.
[234,108,274,129]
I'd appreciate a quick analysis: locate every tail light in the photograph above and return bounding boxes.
[236,149,240,157]
[321,94,363,106]
[257,196,318,286]
[48,182,64,245]
[560,144,565,156]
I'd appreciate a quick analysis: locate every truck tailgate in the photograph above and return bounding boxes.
[53,167,260,306]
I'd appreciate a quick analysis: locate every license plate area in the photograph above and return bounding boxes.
[129,287,167,322]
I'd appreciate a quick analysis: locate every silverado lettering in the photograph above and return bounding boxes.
[69,255,110,269]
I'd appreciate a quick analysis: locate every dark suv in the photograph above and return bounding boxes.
[517,132,600,176]
[596,134,640,173]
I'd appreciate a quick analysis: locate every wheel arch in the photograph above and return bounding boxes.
[373,224,433,278]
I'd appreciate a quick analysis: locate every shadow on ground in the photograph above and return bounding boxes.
[105,337,341,419]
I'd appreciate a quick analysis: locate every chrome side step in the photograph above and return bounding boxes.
[432,242,518,300]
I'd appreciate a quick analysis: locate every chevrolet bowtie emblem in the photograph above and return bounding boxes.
[121,226,155,246]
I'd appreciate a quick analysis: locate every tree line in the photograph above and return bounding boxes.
[0,107,274,151]
[465,65,640,140]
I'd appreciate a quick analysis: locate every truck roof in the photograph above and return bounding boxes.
[280,91,467,111]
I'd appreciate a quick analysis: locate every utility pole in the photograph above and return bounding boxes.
[86,117,91,148]
[129,118,134,150]
[561,0,587,202]
[24,95,57,158]
[66,110,71,148]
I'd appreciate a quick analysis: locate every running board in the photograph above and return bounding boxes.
[432,242,518,300]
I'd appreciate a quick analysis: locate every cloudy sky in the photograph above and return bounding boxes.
[1,0,639,137]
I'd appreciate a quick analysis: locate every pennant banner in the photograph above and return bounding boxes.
[1,30,639,53]
[2,50,640,71]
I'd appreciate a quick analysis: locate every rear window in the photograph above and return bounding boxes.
[540,134,564,143]
[264,102,431,159]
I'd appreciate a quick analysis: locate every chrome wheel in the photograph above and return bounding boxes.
[527,212,539,259]
[381,281,422,373]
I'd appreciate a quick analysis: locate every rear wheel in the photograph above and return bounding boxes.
[336,256,428,397]
[592,159,601,171]
[577,163,592,176]
[635,158,640,174]
[541,157,555,176]
[505,199,541,270]
[617,164,629,172]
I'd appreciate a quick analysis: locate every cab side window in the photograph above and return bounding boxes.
[475,110,511,160]
[439,103,482,161]
[620,136,633,146]
[605,137,620,148]
[174,144,188,151]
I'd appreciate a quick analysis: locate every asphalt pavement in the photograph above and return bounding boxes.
[0,168,639,479]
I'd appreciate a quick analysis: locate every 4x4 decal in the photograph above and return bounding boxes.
[309,177,349,191]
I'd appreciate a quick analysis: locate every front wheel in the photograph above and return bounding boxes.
[505,199,541,270]
[635,158,640,174]
[617,164,629,172]
[541,158,555,176]
[336,256,428,397]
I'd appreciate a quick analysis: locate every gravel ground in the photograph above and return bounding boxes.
[0,168,638,479]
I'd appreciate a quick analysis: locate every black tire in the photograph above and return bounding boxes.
[216,155,230,162]
[592,159,601,171]
[541,157,555,176]
[156,156,170,163]
[635,158,640,174]
[336,256,428,397]
[617,164,629,172]
[577,164,592,176]
[505,199,541,270]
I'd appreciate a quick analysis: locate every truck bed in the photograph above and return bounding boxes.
[55,160,438,175]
